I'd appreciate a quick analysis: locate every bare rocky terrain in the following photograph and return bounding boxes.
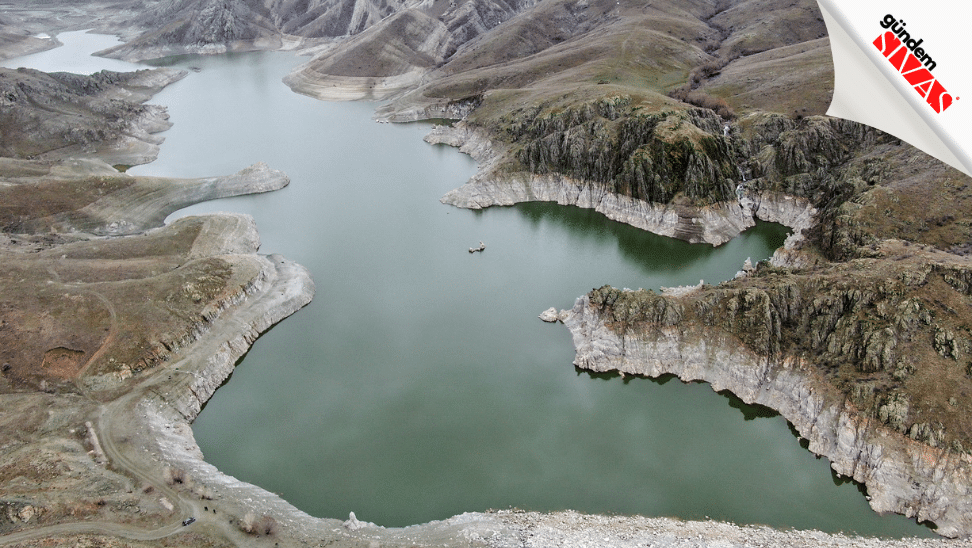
[0,66,183,166]
[0,63,317,546]
[1,0,972,546]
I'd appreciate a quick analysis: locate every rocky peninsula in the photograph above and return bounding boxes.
[424,74,972,539]
[1,0,972,546]
[284,0,972,539]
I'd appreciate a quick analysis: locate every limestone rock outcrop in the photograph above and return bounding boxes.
[432,115,820,246]
[564,245,972,537]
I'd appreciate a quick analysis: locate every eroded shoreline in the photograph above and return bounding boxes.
[428,123,818,249]
[1,9,970,548]
[563,291,972,537]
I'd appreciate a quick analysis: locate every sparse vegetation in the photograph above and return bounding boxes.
[0,67,172,160]
[166,467,186,486]
[3,0,972,542]
[589,243,972,454]
[239,512,277,536]
[0,53,305,545]
[668,56,737,119]
[669,89,734,120]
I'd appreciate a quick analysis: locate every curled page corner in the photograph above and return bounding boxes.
[817,0,972,177]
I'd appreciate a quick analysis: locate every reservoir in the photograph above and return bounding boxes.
[5,32,933,538]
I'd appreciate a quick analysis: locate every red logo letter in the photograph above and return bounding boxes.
[873,31,903,57]
[925,81,954,113]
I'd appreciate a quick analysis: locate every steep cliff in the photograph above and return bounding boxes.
[475,101,878,209]
[565,252,972,536]
[433,102,884,250]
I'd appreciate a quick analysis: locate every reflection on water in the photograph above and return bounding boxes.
[5,31,935,538]
[511,201,790,277]
[581,370,782,422]
[719,390,782,421]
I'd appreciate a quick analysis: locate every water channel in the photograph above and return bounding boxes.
[4,31,933,538]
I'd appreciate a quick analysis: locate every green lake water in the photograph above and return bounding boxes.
[3,31,934,537]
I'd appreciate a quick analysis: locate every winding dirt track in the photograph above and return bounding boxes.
[76,287,118,379]
[0,256,313,547]
[0,398,195,546]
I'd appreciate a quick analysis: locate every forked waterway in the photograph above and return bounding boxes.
[5,31,933,537]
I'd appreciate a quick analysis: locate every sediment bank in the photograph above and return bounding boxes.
[283,68,426,102]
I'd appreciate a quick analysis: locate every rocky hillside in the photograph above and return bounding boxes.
[282,0,540,99]
[565,254,972,537]
[282,0,972,535]
[97,0,449,60]
[585,243,972,452]
[0,19,56,60]
[0,67,184,165]
[289,0,844,223]
[2,0,972,542]
[480,101,879,211]
[357,0,830,116]
[0,52,314,543]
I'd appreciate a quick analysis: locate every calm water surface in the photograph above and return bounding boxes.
[5,31,933,537]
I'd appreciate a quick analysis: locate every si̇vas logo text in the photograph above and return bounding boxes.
[873,14,957,113]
